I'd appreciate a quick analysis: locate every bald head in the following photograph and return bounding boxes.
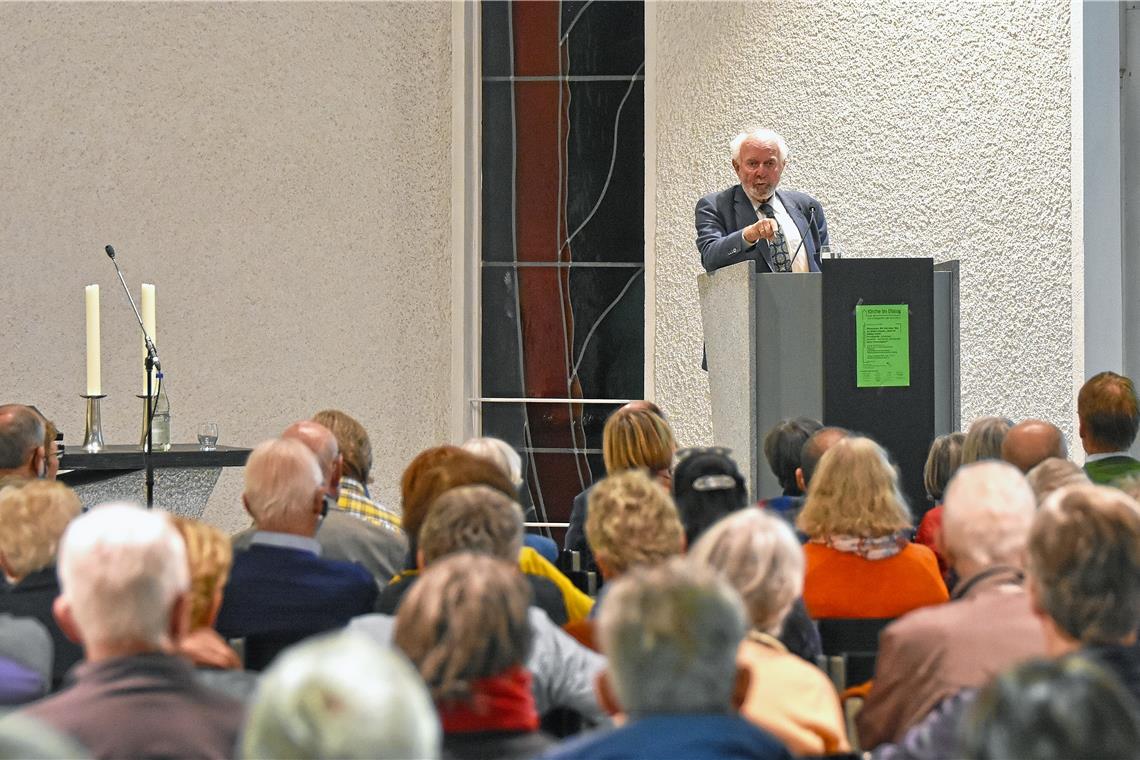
[796,426,850,491]
[282,420,341,494]
[1001,419,1067,473]
[0,405,45,479]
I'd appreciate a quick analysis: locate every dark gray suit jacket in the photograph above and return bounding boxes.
[695,185,828,273]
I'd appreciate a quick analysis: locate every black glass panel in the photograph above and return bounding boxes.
[481,82,516,264]
[569,267,644,400]
[481,1,513,78]
[562,1,644,77]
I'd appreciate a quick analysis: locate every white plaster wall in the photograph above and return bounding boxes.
[0,2,453,532]
[654,1,1075,450]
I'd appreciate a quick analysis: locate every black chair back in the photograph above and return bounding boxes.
[816,617,894,687]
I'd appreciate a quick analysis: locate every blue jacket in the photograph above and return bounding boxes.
[696,185,828,274]
[541,713,792,760]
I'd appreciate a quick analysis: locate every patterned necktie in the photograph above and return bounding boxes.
[758,202,791,272]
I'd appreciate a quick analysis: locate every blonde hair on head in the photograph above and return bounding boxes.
[0,480,80,579]
[603,407,675,474]
[796,436,911,538]
[168,515,233,630]
[586,469,684,576]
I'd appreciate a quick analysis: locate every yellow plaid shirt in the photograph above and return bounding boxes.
[336,477,403,535]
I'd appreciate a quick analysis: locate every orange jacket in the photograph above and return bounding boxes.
[802,542,949,619]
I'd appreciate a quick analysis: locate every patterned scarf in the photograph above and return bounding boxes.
[813,532,908,560]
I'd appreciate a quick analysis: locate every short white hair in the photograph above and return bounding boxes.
[688,509,804,636]
[461,436,523,489]
[730,127,789,163]
[58,502,189,648]
[942,461,1036,569]
[599,557,745,716]
[243,438,323,525]
[242,631,441,760]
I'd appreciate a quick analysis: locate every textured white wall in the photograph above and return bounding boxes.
[654,1,1076,451]
[0,2,453,532]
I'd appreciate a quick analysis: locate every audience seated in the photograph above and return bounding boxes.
[0,480,83,688]
[399,447,594,622]
[961,416,1013,464]
[958,655,1140,760]
[462,435,559,563]
[690,509,850,755]
[0,613,52,705]
[351,485,607,723]
[1025,457,1089,504]
[1077,371,1140,485]
[564,404,676,570]
[169,516,259,701]
[671,446,748,545]
[19,503,244,758]
[312,409,404,533]
[858,461,1045,749]
[542,559,792,760]
[241,630,441,759]
[1000,418,1067,473]
[797,436,948,619]
[0,405,48,484]
[913,432,964,581]
[586,469,684,587]
[395,553,556,760]
[758,418,822,519]
[877,482,1140,759]
[216,438,377,670]
[376,484,568,625]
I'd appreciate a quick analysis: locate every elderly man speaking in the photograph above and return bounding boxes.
[696,127,829,274]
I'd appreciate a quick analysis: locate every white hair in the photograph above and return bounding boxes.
[688,509,804,636]
[941,460,1036,569]
[57,502,189,648]
[242,631,441,760]
[730,127,790,163]
[599,557,745,716]
[243,438,324,526]
[461,436,523,489]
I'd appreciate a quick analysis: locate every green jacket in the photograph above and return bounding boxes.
[1083,455,1140,486]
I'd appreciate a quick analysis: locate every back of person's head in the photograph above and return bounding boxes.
[941,461,1036,573]
[1026,457,1089,505]
[0,480,80,581]
[962,416,1014,464]
[599,557,745,716]
[460,437,524,490]
[282,420,340,490]
[924,432,965,503]
[797,436,911,539]
[602,407,675,473]
[587,469,684,578]
[169,516,233,631]
[242,630,441,760]
[401,450,515,543]
[798,426,850,487]
[671,447,748,545]
[417,485,524,566]
[0,405,45,476]
[57,503,189,649]
[1000,419,1068,473]
[689,509,803,637]
[1078,371,1140,451]
[959,655,1140,760]
[763,417,822,495]
[311,409,372,483]
[1028,485,1140,645]
[394,553,532,703]
[243,438,324,531]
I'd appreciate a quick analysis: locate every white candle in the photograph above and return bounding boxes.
[85,284,101,396]
[141,283,156,394]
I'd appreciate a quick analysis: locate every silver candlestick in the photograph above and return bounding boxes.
[81,394,107,452]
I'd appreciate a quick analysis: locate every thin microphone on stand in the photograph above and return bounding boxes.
[789,206,816,269]
[104,244,160,370]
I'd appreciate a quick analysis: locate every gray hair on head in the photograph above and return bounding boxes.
[599,557,746,716]
[730,127,790,163]
[460,437,524,489]
[242,630,441,760]
[688,509,804,636]
[941,461,1036,570]
[0,405,45,470]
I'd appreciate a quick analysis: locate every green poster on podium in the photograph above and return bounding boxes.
[855,304,910,388]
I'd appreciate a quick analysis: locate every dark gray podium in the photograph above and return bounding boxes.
[698,258,959,517]
[59,444,251,518]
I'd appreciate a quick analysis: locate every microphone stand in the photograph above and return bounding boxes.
[105,245,161,509]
